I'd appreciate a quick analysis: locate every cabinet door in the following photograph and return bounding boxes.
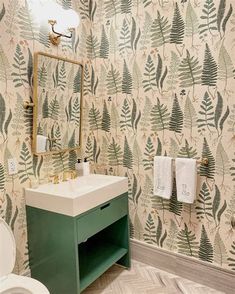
[76,194,128,243]
[26,207,80,294]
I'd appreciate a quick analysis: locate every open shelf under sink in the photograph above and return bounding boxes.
[79,239,127,291]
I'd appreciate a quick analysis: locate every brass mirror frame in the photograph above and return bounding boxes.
[32,52,84,156]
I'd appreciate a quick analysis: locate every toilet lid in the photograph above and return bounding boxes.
[0,217,16,277]
[1,274,50,294]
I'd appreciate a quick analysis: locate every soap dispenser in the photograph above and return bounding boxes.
[83,158,90,176]
[75,159,83,176]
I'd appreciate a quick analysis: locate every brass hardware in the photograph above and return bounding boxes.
[54,175,60,184]
[32,52,84,155]
[197,158,209,165]
[49,33,61,46]
[62,171,70,182]
[48,20,74,46]
[200,158,209,166]
[48,20,57,26]
[150,156,209,166]
[23,101,34,109]
[48,20,61,46]
[49,174,60,184]
[69,170,77,180]
[49,170,77,183]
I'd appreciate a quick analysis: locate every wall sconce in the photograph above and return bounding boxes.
[48,20,75,46]
[47,7,80,46]
[29,0,80,46]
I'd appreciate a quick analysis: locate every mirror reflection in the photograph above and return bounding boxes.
[33,52,83,154]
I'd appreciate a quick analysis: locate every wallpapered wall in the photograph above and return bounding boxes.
[84,0,235,272]
[0,0,235,276]
[0,0,90,274]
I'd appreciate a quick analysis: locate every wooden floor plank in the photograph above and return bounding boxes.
[83,260,224,294]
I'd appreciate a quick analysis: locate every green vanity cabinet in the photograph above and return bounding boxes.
[26,193,130,294]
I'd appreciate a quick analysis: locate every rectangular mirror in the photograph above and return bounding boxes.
[33,52,83,155]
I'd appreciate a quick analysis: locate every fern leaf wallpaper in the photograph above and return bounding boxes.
[0,0,235,275]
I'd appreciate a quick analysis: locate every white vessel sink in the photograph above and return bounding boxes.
[25,174,128,216]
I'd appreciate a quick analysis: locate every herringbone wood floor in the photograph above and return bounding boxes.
[83,260,224,294]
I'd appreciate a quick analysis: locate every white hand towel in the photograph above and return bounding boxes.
[36,135,48,153]
[175,158,197,204]
[154,156,173,199]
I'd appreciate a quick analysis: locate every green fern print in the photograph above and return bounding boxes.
[0,0,234,274]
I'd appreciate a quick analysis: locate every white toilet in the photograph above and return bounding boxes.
[0,217,49,294]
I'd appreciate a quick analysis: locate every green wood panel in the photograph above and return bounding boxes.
[26,192,130,294]
[98,216,131,268]
[76,194,128,244]
[26,207,80,294]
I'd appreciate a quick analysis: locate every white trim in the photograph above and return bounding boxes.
[131,239,235,294]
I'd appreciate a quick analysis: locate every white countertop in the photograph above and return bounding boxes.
[25,174,128,217]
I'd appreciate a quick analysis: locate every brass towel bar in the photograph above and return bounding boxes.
[151,157,209,166]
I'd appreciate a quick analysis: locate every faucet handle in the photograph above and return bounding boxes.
[62,170,70,182]
[70,170,77,180]
[49,174,60,184]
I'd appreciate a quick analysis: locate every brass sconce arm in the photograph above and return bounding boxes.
[48,20,75,46]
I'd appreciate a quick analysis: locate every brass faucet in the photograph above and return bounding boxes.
[50,174,60,184]
[50,170,77,184]
[63,170,78,180]
[69,170,77,180]
[62,170,70,182]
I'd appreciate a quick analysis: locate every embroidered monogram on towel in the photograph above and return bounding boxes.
[175,158,197,204]
[154,156,173,199]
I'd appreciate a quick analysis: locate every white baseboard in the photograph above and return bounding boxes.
[131,239,235,294]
